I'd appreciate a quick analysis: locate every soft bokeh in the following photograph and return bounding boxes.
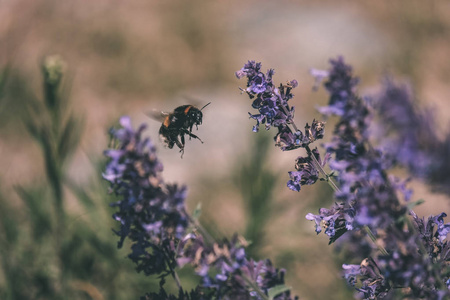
[1,1,450,299]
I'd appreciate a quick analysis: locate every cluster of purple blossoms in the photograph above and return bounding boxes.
[236,61,324,149]
[178,234,296,300]
[372,78,434,175]
[306,57,407,238]
[236,61,326,191]
[104,116,189,278]
[309,57,450,298]
[104,117,296,299]
[235,61,295,133]
[287,148,328,192]
[371,78,450,193]
[343,212,450,299]
[238,57,450,299]
[141,288,205,300]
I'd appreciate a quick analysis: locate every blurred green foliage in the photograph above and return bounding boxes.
[0,58,160,300]
[232,132,279,259]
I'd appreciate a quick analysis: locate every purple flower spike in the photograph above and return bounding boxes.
[104,117,189,277]
[237,61,310,151]
[318,56,359,117]
[237,60,327,196]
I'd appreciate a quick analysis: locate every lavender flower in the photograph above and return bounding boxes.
[306,57,406,239]
[237,61,326,191]
[342,258,390,299]
[313,56,359,117]
[243,259,297,300]
[371,77,450,194]
[287,148,324,192]
[306,201,355,244]
[104,116,189,278]
[177,234,296,300]
[105,116,296,299]
[343,212,450,300]
[236,60,321,152]
[306,57,450,299]
[140,287,208,300]
[371,78,439,177]
[237,57,450,298]
[412,211,450,261]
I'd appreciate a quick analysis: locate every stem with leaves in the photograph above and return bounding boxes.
[23,55,83,295]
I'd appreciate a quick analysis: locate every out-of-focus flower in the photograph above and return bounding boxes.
[305,57,450,299]
[371,78,438,177]
[316,56,359,117]
[371,77,450,194]
[309,68,329,91]
[306,57,406,238]
[345,215,450,300]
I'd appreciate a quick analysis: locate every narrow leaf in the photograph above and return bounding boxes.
[268,284,292,300]
[192,203,202,221]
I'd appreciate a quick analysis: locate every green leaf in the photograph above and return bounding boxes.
[0,66,9,96]
[268,284,292,300]
[407,199,425,210]
[396,199,426,224]
[65,178,97,211]
[58,113,84,162]
[24,119,41,141]
[0,192,19,245]
[192,202,202,221]
[39,127,63,204]
[15,186,53,241]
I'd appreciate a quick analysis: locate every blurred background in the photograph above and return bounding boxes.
[1,0,450,299]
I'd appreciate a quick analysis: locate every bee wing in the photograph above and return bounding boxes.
[146,109,170,122]
[181,95,198,103]
[180,95,206,107]
[180,95,211,110]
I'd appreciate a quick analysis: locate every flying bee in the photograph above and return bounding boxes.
[148,102,211,157]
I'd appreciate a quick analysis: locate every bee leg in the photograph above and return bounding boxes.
[175,136,185,158]
[173,135,185,152]
[182,129,204,144]
[188,125,193,140]
[180,134,186,148]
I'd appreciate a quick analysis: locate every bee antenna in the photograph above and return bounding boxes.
[201,102,211,111]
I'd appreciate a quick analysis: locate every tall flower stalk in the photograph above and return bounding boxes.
[236,58,450,299]
[22,55,83,296]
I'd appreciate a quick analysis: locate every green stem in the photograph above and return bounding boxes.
[279,103,339,192]
[363,226,388,256]
[242,274,269,300]
[305,145,339,192]
[168,261,182,290]
[184,211,215,246]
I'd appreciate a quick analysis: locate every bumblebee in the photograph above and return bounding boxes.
[149,102,211,157]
